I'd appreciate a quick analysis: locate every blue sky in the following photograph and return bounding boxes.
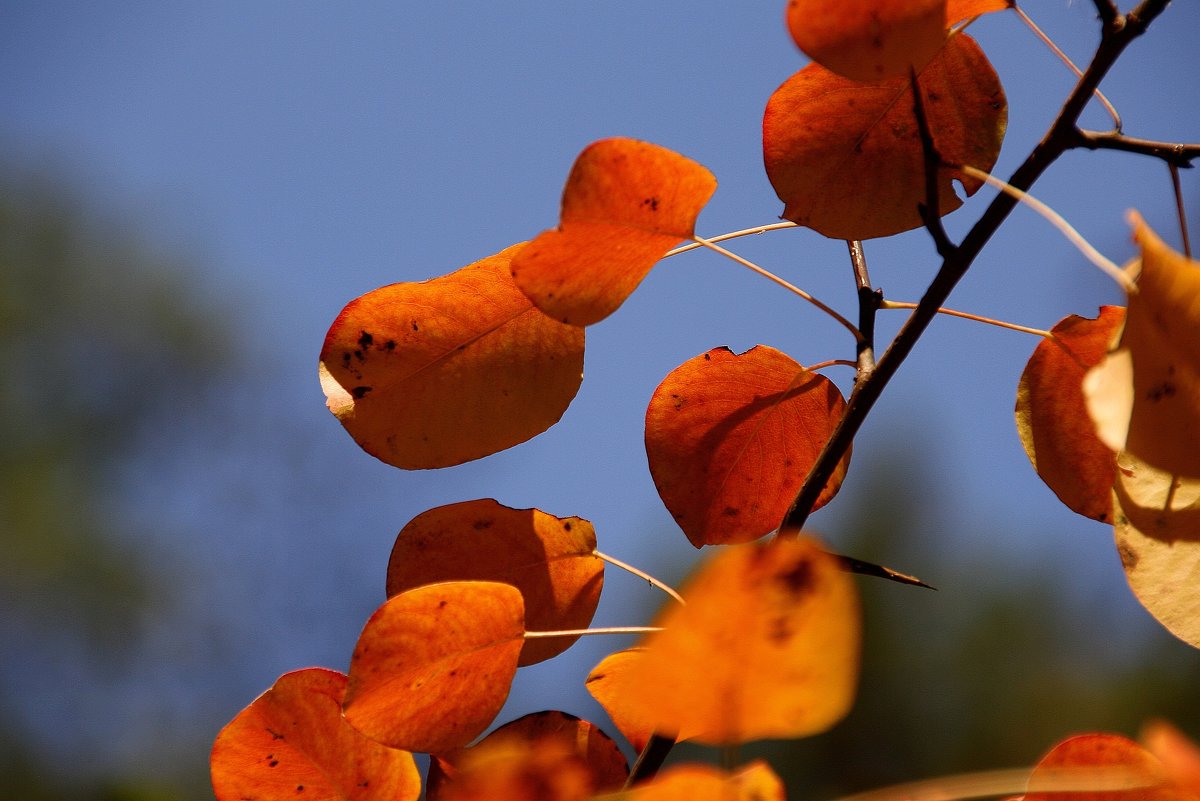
[2,1,1198,789]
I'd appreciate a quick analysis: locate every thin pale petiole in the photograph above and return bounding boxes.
[959,164,1132,292]
[665,221,798,258]
[1013,4,1122,132]
[805,359,858,373]
[880,300,1052,338]
[823,765,1160,801]
[524,626,662,639]
[691,235,863,340]
[595,550,685,605]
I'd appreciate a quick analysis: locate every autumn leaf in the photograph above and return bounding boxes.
[319,244,584,469]
[1022,733,1177,801]
[1141,720,1200,796]
[385,500,603,666]
[645,345,849,547]
[427,711,627,801]
[1084,213,1200,479]
[763,33,1006,240]
[603,761,784,801]
[1015,307,1124,522]
[343,581,525,754]
[616,538,860,746]
[785,0,948,84]
[510,138,717,326]
[211,668,420,801]
[947,0,1009,25]
[1112,451,1200,648]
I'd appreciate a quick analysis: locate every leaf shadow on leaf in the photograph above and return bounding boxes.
[1114,475,1200,545]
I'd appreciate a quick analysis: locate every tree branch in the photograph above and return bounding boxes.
[776,0,1173,538]
[911,69,958,258]
[1070,129,1200,168]
[847,240,880,381]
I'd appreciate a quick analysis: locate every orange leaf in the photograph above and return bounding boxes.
[1084,213,1200,479]
[319,244,585,469]
[1015,307,1124,522]
[427,711,627,801]
[645,346,849,547]
[618,538,860,746]
[386,499,603,666]
[947,0,1009,25]
[211,668,420,801]
[786,0,948,84]
[1112,451,1200,648]
[616,761,785,801]
[1024,733,1177,801]
[1141,720,1200,796]
[763,33,1006,240]
[585,648,708,753]
[343,581,525,754]
[510,138,717,326]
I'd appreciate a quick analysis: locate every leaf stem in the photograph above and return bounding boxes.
[523,626,662,640]
[880,301,1053,338]
[691,235,863,341]
[823,765,1159,801]
[805,359,858,373]
[594,550,685,604]
[664,222,798,257]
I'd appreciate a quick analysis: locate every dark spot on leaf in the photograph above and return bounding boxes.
[358,331,374,348]
[438,600,448,608]
[341,352,352,367]
[563,521,573,531]
[768,615,792,644]
[297,786,304,793]
[353,349,365,362]
[266,728,285,741]
[722,506,739,517]
[269,760,279,768]
[1118,541,1139,569]
[1147,381,1176,402]
[384,339,397,351]
[351,386,373,399]
[1098,511,1108,522]
[703,353,711,361]
[473,519,492,530]
[778,559,813,594]
[641,196,660,211]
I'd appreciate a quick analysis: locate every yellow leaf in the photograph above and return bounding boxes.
[1112,451,1200,648]
[1085,213,1200,478]
[604,761,785,801]
[618,538,859,746]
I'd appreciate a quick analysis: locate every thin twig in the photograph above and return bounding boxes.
[880,300,1053,338]
[524,626,661,639]
[691,235,863,341]
[1071,129,1200,168]
[847,240,880,381]
[664,221,798,257]
[776,0,1172,538]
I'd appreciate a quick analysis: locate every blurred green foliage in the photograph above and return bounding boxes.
[0,174,232,799]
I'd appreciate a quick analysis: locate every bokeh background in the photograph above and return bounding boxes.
[2,3,1198,799]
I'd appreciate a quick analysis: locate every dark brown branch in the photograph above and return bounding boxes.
[1169,164,1192,258]
[776,0,1173,538]
[847,240,880,380]
[837,555,936,590]
[911,69,958,258]
[1070,129,1200,168]
[1091,0,1119,28]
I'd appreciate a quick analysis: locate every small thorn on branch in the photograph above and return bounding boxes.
[836,554,937,590]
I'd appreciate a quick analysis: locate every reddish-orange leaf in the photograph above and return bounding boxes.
[319,244,585,469]
[211,668,420,801]
[386,499,603,666]
[343,581,525,754]
[1015,307,1124,522]
[763,33,1006,240]
[1023,733,1177,801]
[510,138,717,326]
[427,711,627,801]
[616,762,785,801]
[618,538,860,746]
[786,0,947,84]
[645,345,849,547]
[947,0,1009,25]
[1112,452,1200,648]
[1085,214,1200,479]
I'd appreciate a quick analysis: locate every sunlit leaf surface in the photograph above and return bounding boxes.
[1141,720,1200,795]
[386,499,603,666]
[645,346,849,547]
[510,138,717,326]
[619,538,859,745]
[1023,733,1176,801]
[786,0,947,83]
[343,581,525,754]
[427,711,627,801]
[211,668,420,801]
[319,244,584,469]
[947,0,1008,25]
[763,33,1006,239]
[1085,214,1200,479]
[1016,307,1124,522]
[614,761,785,801]
[1112,451,1200,648]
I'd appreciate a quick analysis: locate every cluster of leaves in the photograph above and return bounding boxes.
[213,1,1198,800]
